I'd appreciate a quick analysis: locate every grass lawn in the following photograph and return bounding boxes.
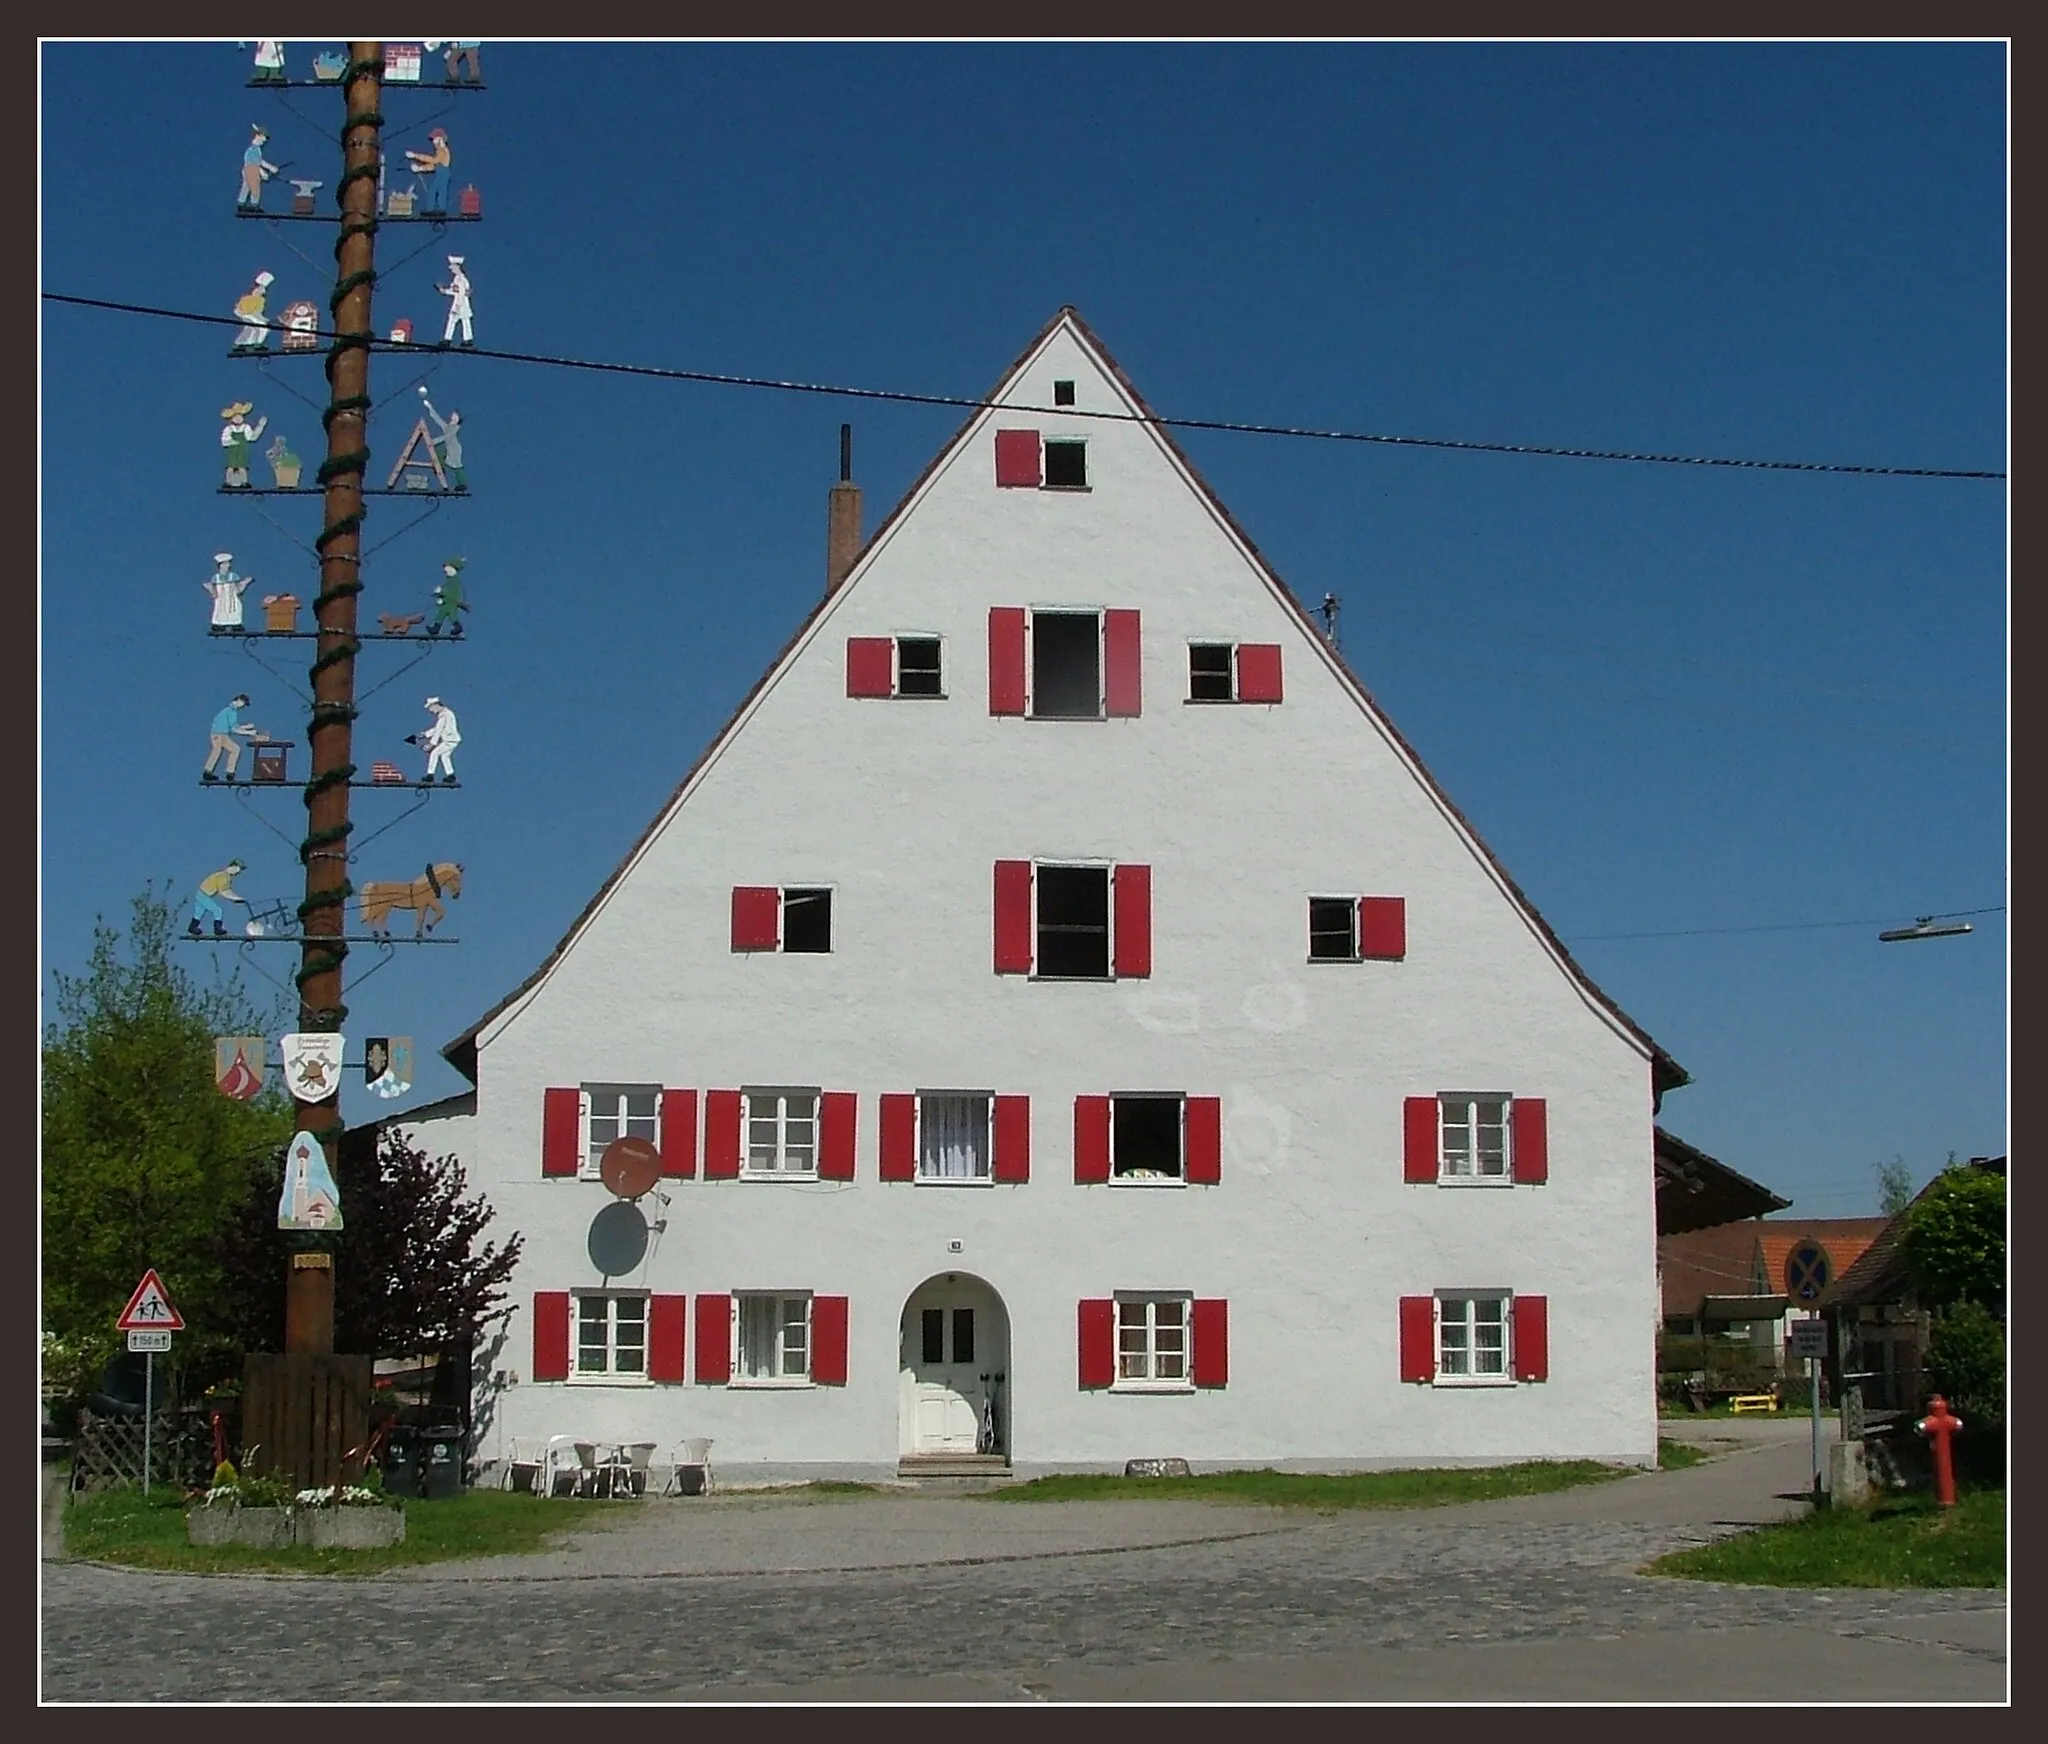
[1656,1437,1711,1470]
[63,1484,624,1576]
[1649,1488,2005,1588]
[982,1457,1640,1510]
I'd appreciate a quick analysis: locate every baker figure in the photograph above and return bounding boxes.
[413,695,461,784]
[437,254,473,347]
[205,552,252,632]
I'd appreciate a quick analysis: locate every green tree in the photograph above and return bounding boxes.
[1875,1156,1916,1217]
[41,887,294,1399]
[1923,1300,2004,1431]
[1899,1163,2005,1316]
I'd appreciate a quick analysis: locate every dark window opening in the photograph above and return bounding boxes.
[1113,1095,1184,1178]
[921,1308,945,1366]
[1031,611,1101,718]
[782,888,833,953]
[1308,897,1358,961]
[1053,379,1076,406]
[1189,643,1235,702]
[1043,440,1088,489]
[896,636,943,696]
[1036,864,1109,978]
[952,1307,975,1365]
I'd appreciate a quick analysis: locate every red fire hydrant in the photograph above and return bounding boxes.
[1916,1394,1964,1507]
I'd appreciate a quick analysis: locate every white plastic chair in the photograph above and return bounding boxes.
[543,1435,596,1497]
[615,1440,658,1498]
[501,1436,545,1494]
[663,1436,714,1497]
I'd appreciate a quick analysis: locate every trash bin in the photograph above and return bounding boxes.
[419,1425,465,1500]
[382,1423,421,1498]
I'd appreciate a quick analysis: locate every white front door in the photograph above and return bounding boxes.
[903,1286,987,1454]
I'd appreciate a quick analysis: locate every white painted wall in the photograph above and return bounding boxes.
[463,317,1665,1479]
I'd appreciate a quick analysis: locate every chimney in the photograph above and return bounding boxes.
[826,423,862,595]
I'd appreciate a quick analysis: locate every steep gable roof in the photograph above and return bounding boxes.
[444,307,1689,1093]
[1654,1127,1790,1235]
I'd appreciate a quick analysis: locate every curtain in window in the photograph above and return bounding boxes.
[920,1095,989,1178]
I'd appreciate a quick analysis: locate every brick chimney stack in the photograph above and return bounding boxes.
[826,423,861,595]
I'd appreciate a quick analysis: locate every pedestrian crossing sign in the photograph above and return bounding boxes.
[116,1268,186,1332]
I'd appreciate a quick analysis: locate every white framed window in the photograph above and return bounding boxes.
[1439,1094,1511,1183]
[573,1290,649,1382]
[744,1089,819,1177]
[1307,896,1359,961]
[734,1292,812,1385]
[1188,642,1236,702]
[917,1092,992,1183]
[1035,861,1113,978]
[1115,1294,1192,1389]
[1111,1093,1185,1184]
[1042,437,1089,489]
[583,1084,658,1180]
[1029,609,1104,718]
[895,634,944,697]
[1437,1293,1513,1384]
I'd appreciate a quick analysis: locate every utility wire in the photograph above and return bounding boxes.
[41,292,2007,482]
[1564,905,2003,943]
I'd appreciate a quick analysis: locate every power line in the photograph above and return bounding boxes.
[1565,905,2003,943]
[41,291,2008,482]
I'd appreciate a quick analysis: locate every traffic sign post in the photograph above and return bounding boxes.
[1790,1317,1828,1502]
[116,1271,185,1495]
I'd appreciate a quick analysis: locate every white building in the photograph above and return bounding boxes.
[445,308,1689,1483]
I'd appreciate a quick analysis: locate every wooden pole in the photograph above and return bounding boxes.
[285,41,382,1354]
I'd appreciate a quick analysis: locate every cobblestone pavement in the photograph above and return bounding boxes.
[41,1432,2007,1703]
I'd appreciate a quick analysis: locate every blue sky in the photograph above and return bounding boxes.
[40,41,2006,1219]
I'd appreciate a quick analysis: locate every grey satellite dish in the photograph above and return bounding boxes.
[586,1200,650,1278]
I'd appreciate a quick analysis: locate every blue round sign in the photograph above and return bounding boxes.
[1786,1242,1831,1302]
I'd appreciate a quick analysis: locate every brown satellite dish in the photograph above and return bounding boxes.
[599,1135,662,1200]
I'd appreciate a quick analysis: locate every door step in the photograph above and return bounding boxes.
[896,1453,1015,1491]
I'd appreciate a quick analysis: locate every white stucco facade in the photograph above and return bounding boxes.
[455,311,1677,1482]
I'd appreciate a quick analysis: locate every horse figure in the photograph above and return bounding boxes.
[359,861,463,938]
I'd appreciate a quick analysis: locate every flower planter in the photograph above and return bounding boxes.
[301,1506,406,1549]
[185,1504,239,1546]
[189,1504,298,1547]
[273,463,302,488]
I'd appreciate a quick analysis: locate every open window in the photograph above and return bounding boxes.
[846,634,943,699]
[1112,1093,1184,1181]
[731,886,833,953]
[1187,641,1283,704]
[1308,897,1359,961]
[1043,439,1088,489]
[1031,612,1102,719]
[1036,864,1111,978]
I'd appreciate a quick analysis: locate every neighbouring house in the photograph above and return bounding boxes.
[1654,1127,1788,1237]
[1823,1155,2007,1414]
[1660,1215,1888,1397]
[440,307,1697,1484]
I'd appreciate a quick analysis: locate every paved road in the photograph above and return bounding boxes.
[41,1424,2006,1702]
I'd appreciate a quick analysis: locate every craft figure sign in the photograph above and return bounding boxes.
[365,1036,415,1100]
[215,1036,268,1101]
[278,1129,344,1231]
[281,1031,346,1103]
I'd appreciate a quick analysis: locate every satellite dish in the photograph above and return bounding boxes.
[600,1135,662,1200]
[587,1200,650,1277]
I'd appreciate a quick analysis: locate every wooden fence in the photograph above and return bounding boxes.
[242,1354,373,1490]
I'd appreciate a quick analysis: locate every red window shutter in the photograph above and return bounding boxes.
[659,1088,697,1178]
[1235,642,1283,704]
[988,607,1027,715]
[648,1293,687,1383]
[694,1294,731,1383]
[1074,1095,1111,1183]
[1192,1298,1229,1387]
[704,1090,742,1179]
[1359,896,1407,961]
[1512,1097,1549,1184]
[812,1295,849,1385]
[1113,862,1152,978]
[1399,1295,1436,1383]
[993,859,1033,973]
[1513,1295,1550,1381]
[1403,1096,1440,1183]
[1184,1095,1222,1184]
[993,1094,1031,1183]
[819,1091,857,1180]
[731,886,780,951]
[845,635,895,698]
[542,1087,582,1177]
[1104,608,1143,716]
[879,1093,917,1182]
[532,1291,571,1381]
[1077,1298,1114,1388]
[994,428,1042,488]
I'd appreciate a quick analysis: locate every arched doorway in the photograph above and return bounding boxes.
[899,1274,1010,1460]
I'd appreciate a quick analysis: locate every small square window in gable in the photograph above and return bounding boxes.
[1308,897,1358,962]
[1043,439,1088,489]
[896,636,943,696]
[781,888,833,954]
[1053,379,1077,406]
[1188,643,1234,702]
